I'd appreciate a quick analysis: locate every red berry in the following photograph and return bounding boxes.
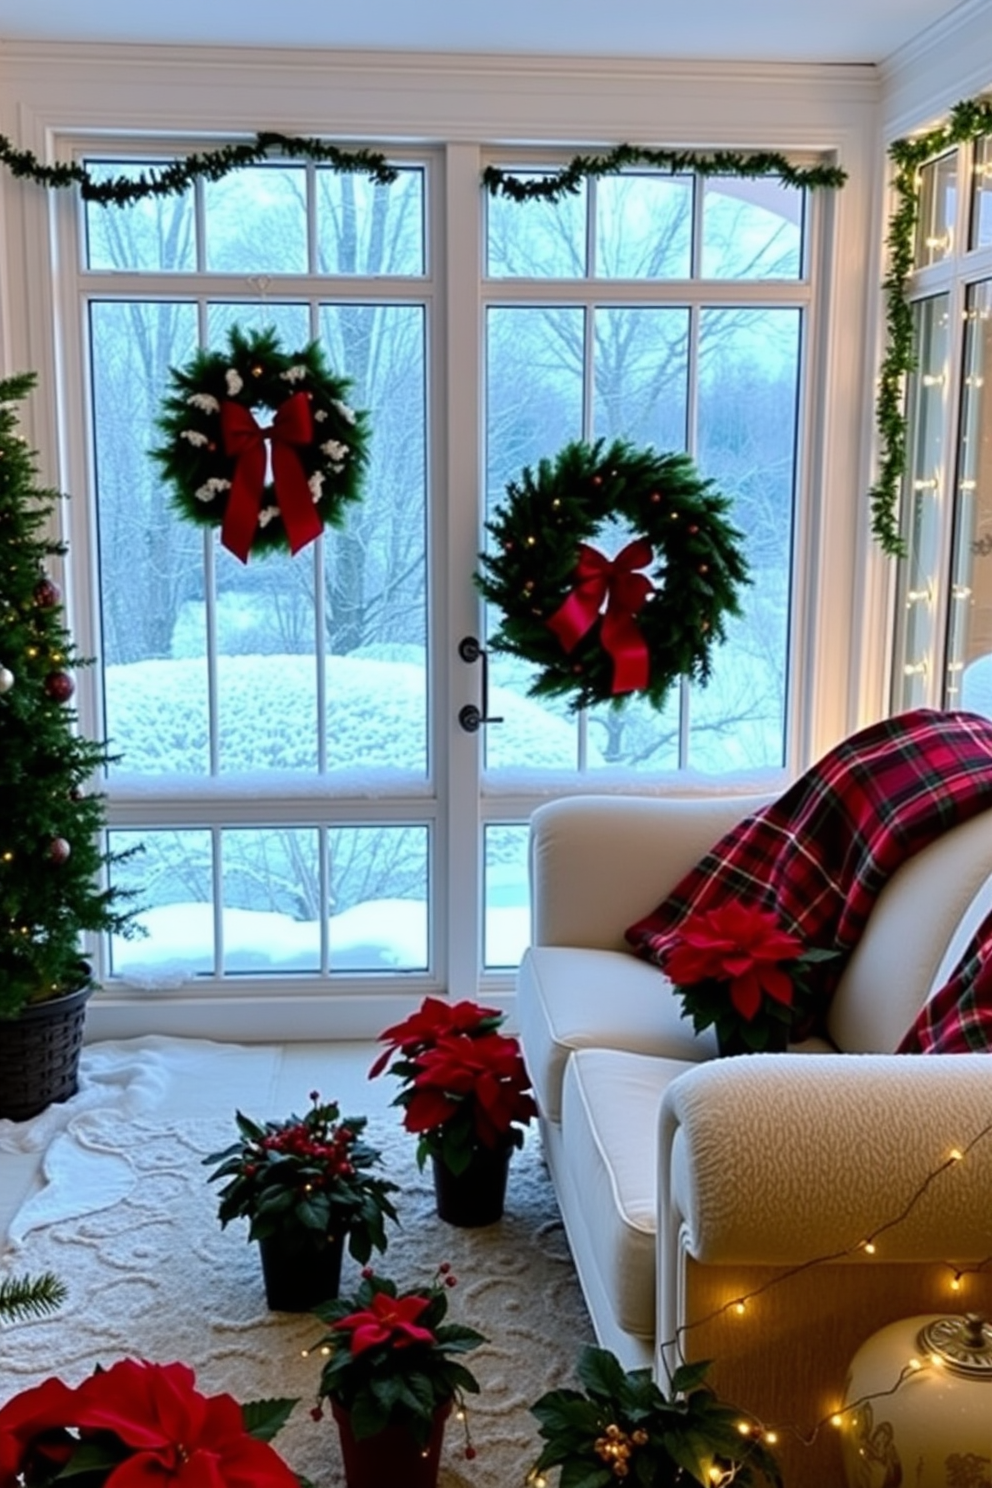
[361,1267,374,1279]
[444,1275,457,1287]
[438,1262,451,1274]
[465,1445,477,1460]
[310,1406,324,1422]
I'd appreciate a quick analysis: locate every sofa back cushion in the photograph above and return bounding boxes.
[826,809,992,1052]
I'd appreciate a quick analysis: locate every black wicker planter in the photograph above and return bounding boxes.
[0,983,91,1122]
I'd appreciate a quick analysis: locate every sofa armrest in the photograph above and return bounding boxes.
[659,1054,992,1265]
[529,793,773,951]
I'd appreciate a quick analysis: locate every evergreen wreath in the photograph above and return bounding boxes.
[152,324,370,562]
[475,438,750,711]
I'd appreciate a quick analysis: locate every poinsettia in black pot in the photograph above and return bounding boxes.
[203,1092,399,1311]
[371,997,538,1226]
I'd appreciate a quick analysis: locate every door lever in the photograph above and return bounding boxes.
[457,635,503,732]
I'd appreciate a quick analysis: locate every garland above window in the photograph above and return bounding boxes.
[871,94,992,558]
[0,131,845,208]
[0,132,397,203]
[483,144,847,202]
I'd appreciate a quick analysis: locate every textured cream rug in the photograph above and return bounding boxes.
[0,1110,594,1487]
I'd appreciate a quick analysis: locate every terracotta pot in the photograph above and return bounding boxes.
[0,982,91,1122]
[257,1226,345,1312]
[331,1397,451,1488]
[432,1140,512,1226]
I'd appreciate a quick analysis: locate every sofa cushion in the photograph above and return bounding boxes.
[561,1047,690,1339]
[517,945,716,1124]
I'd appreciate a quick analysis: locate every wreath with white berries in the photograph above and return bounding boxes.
[152,325,370,562]
[475,438,751,711]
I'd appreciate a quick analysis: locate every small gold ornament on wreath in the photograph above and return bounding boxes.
[152,325,370,563]
[475,438,750,711]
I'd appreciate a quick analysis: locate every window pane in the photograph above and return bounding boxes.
[701,178,804,280]
[487,176,587,278]
[108,828,214,977]
[203,165,307,274]
[592,307,689,450]
[971,137,992,251]
[320,303,428,777]
[89,300,208,778]
[84,162,195,272]
[222,828,320,973]
[947,281,992,719]
[595,174,692,279]
[915,152,957,267]
[206,301,311,347]
[688,306,801,770]
[483,825,530,968]
[328,826,428,971]
[317,166,425,275]
[892,295,951,713]
[485,305,584,771]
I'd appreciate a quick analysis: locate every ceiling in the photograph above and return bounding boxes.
[0,0,968,64]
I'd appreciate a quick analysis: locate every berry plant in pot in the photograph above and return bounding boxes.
[203,1092,399,1312]
[528,1345,783,1487]
[370,996,538,1226]
[0,372,139,1122]
[307,1263,485,1488]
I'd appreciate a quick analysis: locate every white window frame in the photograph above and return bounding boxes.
[0,47,883,1040]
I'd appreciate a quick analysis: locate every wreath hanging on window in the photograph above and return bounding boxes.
[152,325,370,563]
[475,438,751,711]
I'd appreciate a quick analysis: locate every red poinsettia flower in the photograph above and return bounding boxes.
[332,1292,437,1355]
[70,1360,298,1488]
[368,997,501,1077]
[662,901,804,1022]
[0,1375,77,1484]
[402,1031,538,1146]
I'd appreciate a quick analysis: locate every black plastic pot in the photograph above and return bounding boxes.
[257,1227,345,1311]
[431,1141,512,1227]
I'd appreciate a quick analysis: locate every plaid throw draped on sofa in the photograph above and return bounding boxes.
[625,708,992,1052]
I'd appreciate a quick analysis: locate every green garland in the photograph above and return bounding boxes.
[484,144,846,202]
[475,438,750,712]
[0,131,397,204]
[151,325,370,561]
[0,130,845,207]
[872,94,992,558]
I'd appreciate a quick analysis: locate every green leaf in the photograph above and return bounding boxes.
[559,1464,614,1488]
[576,1346,629,1400]
[669,1360,712,1395]
[241,1397,298,1442]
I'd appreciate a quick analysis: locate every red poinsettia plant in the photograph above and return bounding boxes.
[370,997,538,1174]
[308,1264,485,1450]
[660,900,839,1053]
[0,1358,300,1487]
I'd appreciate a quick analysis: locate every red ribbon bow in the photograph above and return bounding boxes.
[546,538,655,694]
[219,391,323,563]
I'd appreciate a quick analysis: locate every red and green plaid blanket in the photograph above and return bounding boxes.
[625,708,992,1052]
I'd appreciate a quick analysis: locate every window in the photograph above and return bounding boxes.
[49,135,825,1020]
[892,136,992,721]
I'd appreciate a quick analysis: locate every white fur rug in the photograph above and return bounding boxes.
[0,1106,594,1487]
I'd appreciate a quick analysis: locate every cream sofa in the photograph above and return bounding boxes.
[517,793,992,1486]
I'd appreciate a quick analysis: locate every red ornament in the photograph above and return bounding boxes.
[44,671,75,703]
[49,837,71,864]
[33,576,62,608]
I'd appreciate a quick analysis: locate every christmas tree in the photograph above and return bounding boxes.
[0,371,137,1021]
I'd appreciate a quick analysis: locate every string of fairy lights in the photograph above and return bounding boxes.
[657,1114,992,1466]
